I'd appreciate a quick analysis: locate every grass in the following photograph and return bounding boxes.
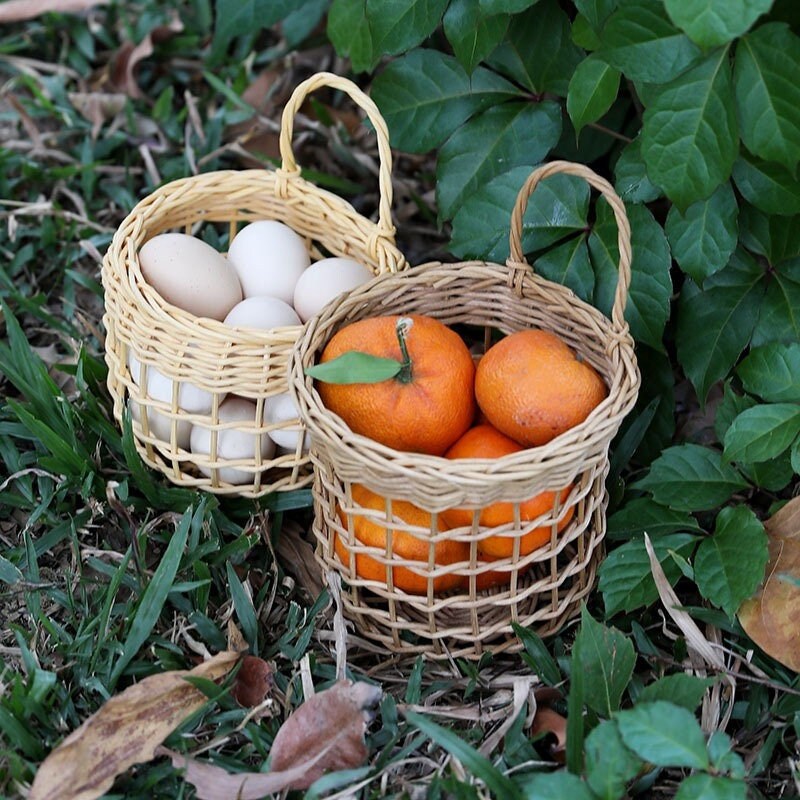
[1,3,799,799]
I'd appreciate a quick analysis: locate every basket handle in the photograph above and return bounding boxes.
[279,72,395,238]
[508,160,632,334]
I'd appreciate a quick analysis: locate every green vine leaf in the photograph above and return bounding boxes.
[665,0,773,47]
[567,55,621,138]
[443,0,509,74]
[738,342,800,402]
[723,403,800,464]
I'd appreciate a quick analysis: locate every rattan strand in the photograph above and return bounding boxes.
[102,73,407,498]
[288,161,641,657]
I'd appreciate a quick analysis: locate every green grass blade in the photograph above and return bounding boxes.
[226,561,259,653]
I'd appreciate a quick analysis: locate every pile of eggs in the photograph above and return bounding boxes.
[127,219,374,484]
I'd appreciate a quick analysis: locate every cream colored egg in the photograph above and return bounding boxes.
[293,257,373,322]
[227,220,310,303]
[138,233,242,320]
[190,397,276,485]
[223,296,301,330]
[129,400,192,449]
[128,352,218,415]
[263,392,311,451]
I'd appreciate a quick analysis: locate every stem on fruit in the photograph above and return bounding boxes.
[396,317,413,384]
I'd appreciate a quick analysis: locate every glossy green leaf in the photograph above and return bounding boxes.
[752,258,800,346]
[614,136,663,203]
[738,204,800,266]
[443,0,508,73]
[665,182,739,284]
[732,153,800,216]
[305,351,402,383]
[606,497,702,541]
[521,771,596,800]
[617,702,710,769]
[590,201,672,351]
[370,49,521,153]
[633,444,748,511]
[486,0,584,95]
[212,0,297,59]
[436,101,561,221]
[695,506,768,617]
[448,166,588,261]
[598,0,702,84]
[572,13,603,49]
[533,234,595,303]
[641,48,738,211]
[723,403,800,464]
[574,0,618,31]
[675,250,764,404]
[638,674,715,711]
[599,533,698,616]
[665,0,773,47]
[735,23,800,172]
[567,56,621,137]
[791,437,800,474]
[674,775,748,800]
[714,382,758,442]
[585,720,643,800]
[738,342,800,402]
[741,451,794,491]
[573,606,636,717]
[479,0,538,13]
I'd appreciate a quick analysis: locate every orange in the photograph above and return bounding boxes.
[440,424,574,558]
[475,329,607,447]
[335,484,469,595]
[315,315,475,455]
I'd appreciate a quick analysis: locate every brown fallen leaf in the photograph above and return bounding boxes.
[0,0,107,22]
[530,706,567,764]
[29,650,241,800]
[739,496,800,672]
[231,655,274,708]
[164,679,382,798]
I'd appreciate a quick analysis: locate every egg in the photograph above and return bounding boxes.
[227,220,310,303]
[129,400,192,450]
[293,257,373,322]
[263,392,311,451]
[223,296,301,330]
[138,233,242,320]
[128,352,217,415]
[190,396,276,485]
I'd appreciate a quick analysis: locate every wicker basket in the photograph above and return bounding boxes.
[101,73,407,498]
[288,161,641,658]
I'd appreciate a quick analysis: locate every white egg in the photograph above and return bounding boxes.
[128,352,218,415]
[227,220,310,303]
[129,400,192,450]
[263,392,311,451]
[293,257,374,322]
[138,233,242,320]
[223,296,301,330]
[190,397,276,485]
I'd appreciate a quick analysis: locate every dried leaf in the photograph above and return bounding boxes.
[29,650,241,800]
[738,496,800,672]
[0,0,107,22]
[231,655,274,708]
[68,92,126,139]
[530,707,568,764]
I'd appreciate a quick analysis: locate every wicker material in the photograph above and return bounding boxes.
[101,73,407,497]
[288,161,641,658]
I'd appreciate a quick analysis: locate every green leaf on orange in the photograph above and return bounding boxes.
[305,352,402,384]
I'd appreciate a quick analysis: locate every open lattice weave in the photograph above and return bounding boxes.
[101,73,407,497]
[289,161,641,658]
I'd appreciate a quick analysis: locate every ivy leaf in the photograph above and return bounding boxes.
[665,182,739,285]
[606,497,702,541]
[533,234,595,304]
[572,13,603,49]
[674,775,748,800]
[436,101,561,221]
[638,674,715,711]
[695,506,768,618]
[714,382,758,442]
[486,0,584,96]
[734,23,800,172]
[723,403,800,464]
[740,452,794,493]
[664,0,773,47]
[567,56,621,138]
[641,48,738,211]
[732,153,800,216]
[305,352,402,384]
[599,532,698,617]
[370,49,521,154]
[574,0,618,31]
[443,0,508,73]
[584,720,643,800]
[738,343,800,402]
[675,249,764,405]
[752,258,800,347]
[479,0,539,13]
[617,702,710,769]
[590,201,672,351]
[520,772,595,800]
[614,136,663,204]
[633,444,748,512]
[327,0,449,73]
[573,606,635,717]
[598,0,702,84]
[738,204,800,266]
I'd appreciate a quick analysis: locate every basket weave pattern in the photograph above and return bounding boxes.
[102,73,407,497]
[289,161,641,658]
